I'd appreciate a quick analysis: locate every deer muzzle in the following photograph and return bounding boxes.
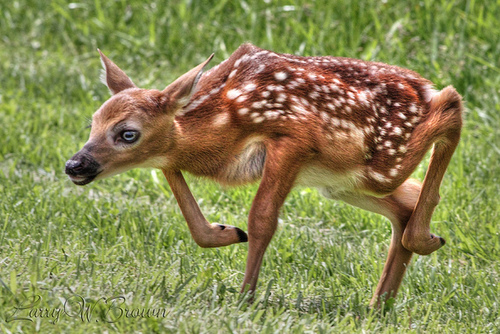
[65,149,101,186]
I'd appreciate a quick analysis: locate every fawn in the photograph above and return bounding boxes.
[66,44,462,306]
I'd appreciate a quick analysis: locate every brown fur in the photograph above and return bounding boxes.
[66,44,463,307]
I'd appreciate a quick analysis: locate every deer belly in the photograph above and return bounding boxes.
[296,165,364,198]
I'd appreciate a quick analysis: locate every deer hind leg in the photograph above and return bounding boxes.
[401,134,460,254]
[337,179,420,307]
[401,87,463,255]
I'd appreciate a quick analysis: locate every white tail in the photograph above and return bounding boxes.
[66,44,463,307]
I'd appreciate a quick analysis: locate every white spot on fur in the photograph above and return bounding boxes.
[398,112,407,120]
[389,168,399,177]
[409,103,418,113]
[243,83,257,92]
[330,84,340,93]
[309,91,320,99]
[210,87,222,95]
[392,127,402,136]
[290,104,308,115]
[252,100,267,109]
[213,113,229,127]
[227,89,242,100]
[238,108,250,115]
[370,169,389,183]
[256,64,266,73]
[236,95,247,103]
[264,110,280,119]
[300,97,310,106]
[358,91,369,105]
[320,112,330,122]
[330,117,340,127]
[363,125,374,135]
[276,93,287,103]
[229,69,238,79]
[274,72,288,81]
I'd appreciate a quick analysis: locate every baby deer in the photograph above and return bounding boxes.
[66,44,462,307]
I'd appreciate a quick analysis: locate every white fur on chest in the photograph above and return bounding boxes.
[218,136,266,184]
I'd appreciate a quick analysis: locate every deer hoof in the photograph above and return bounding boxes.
[214,223,248,243]
[402,232,445,255]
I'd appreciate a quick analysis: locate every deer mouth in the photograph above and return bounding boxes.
[67,172,101,186]
[65,152,102,186]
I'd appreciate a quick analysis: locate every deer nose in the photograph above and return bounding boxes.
[65,159,83,175]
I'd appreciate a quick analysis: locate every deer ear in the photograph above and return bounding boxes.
[98,49,136,95]
[163,54,214,109]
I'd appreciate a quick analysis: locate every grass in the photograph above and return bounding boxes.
[1,0,499,332]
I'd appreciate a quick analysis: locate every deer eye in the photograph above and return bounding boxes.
[120,130,140,143]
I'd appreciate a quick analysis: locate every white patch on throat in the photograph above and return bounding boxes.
[139,156,170,169]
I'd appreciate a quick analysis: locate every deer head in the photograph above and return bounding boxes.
[65,50,213,185]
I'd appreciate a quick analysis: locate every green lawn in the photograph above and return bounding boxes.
[1,0,499,333]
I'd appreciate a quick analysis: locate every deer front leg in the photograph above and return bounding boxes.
[240,139,305,293]
[163,169,247,247]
